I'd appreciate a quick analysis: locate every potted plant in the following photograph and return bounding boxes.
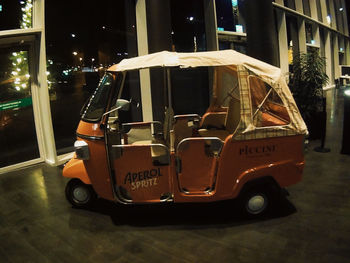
[289,50,329,139]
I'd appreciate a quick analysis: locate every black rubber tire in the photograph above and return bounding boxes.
[239,185,273,218]
[65,179,97,208]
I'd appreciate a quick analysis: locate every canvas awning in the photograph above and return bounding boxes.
[108,50,281,84]
[108,50,308,137]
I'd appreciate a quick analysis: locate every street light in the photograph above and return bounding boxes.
[73,51,78,56]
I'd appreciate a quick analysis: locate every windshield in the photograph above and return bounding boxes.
[81,73,114,122]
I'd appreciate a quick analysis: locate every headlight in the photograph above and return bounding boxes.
[74,140,90,160]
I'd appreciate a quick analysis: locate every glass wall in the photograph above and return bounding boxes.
[170,0,207,52]
[45,0,139,154]
[339,36,345,65]
[333,0,340,30]
[316,0,323,22]
[170,0,209,116]
[0,46,40,167]
[0,0,33,30]
[215,0,247,54]
[303,0,311,17]
[215,0,246,33]
[325,0,332,25]
[305,23,314,44]
[286,16,299,71]
[334,0,344,33]
[284,0,296,10]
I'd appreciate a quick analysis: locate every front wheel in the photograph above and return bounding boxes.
[65,179,97,208]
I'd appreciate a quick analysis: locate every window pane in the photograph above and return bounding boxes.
[215,0,246,33]
[286,16,299,70]
[218,68,239,107]
[316,0,323,22]
[303,0,311,17]
[171,67,209,115]
[45,0,139,155]
[325,0,332,26]
[305,23,314,44]
[249,76,290,127]
[0,48,40,167]
[81,73,113,122]
[284,0,296,10]
[219,39,247,54]
[170,0,207,52]
[0,0,33,30]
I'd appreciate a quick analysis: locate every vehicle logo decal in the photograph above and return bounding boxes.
[124,168,163,191]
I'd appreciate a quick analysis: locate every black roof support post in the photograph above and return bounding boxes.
[145,0,173,122]
[240,0,279,66]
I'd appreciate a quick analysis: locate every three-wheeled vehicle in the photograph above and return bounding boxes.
[63,50,308,217]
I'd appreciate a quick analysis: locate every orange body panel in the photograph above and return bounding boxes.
[173,134,304,202]
[63,157,91,184]
[113,145,172,203]
[76,121,104,137]
[65,121,304,204]
[177,140,218,193]
[72,121,114,200]
[81,139,114,200]
[216,134,304,199]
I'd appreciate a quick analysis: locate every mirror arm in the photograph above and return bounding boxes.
[100,106,121,129]
[102,106,121,118]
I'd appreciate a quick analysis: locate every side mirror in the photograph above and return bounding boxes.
[116,99,130,111]
[102,99,131,119]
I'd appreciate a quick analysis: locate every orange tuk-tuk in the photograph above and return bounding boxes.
[63,50,308,217]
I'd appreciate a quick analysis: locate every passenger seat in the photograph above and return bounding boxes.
[198,97,240,141]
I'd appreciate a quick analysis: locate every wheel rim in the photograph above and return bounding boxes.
[246,194,267,215]
[72,186,90,204]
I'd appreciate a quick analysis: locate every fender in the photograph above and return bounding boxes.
[63,157,91,185]
[231,159,303,198]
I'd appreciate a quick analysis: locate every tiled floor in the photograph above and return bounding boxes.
[0,89,350,262]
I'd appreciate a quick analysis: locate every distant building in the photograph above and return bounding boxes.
[214,0,350,87]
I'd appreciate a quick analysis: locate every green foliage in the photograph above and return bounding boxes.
[289,50,328,119]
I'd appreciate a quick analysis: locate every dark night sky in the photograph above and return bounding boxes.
[0,0,350,63]
[45,0,207,66]
[45,0,133,66]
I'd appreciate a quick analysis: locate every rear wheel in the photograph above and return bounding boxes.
[65,179,96,208]
[239,186,273,218]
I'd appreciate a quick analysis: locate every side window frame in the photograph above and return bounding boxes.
[248,75,291,128]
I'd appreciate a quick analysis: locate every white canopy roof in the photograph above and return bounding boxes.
[108,50,282,83]
[108,50,308,137]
